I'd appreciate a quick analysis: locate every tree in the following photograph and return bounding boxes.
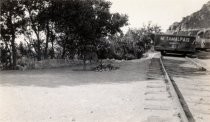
[127,23,162,51]
[97,38,112,62]
[142,21,162,34]
[49,0,128,70]
[37,0,55,59]
[0,0,25,69]
[22,0,50,61]
[18,42,27,56]
[107,22,162,60]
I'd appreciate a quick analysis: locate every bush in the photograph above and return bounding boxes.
[93,63,119,72]
[123,53,136,60]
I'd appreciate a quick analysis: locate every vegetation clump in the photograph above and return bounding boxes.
[93,63,119,72]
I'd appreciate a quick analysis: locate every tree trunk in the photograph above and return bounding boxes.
[11,32,16,70]
[36,33,41,61]
[51,43,54,59]
[30,24,41,61]
[83,53,86,70]
[61,39,67,59]
[9,13,16,70]
[44,22,50,59]
[28,10,41,61]
[51,34,55,59]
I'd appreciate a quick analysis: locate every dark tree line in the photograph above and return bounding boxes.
[0,0,128,70]
[0,0,162,70]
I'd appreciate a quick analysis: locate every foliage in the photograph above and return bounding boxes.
[93,63,119,72]
[22,0,51,61]
[0,0,163,71]
[17,42,27,56]
[106,23,162,60]
[0,0,25,69]
[47,0,128,69]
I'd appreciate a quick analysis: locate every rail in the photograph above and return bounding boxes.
[160,56,195,122]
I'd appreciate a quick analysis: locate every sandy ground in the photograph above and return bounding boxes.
[0,81,148,122]
[0,53,183,122]
[0,58,150,122]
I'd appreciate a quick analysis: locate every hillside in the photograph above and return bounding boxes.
[168,1,210,33]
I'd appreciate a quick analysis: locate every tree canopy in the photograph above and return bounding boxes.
[0,0,128,70]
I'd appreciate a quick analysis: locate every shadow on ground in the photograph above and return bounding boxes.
[0,60,149,88]
[196,50,210,59]
[163,58,207,77]
[162,50,210,59]
[163,53,186,57]
[162,50,210,77]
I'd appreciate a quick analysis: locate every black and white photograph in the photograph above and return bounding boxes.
[0,0,210,121]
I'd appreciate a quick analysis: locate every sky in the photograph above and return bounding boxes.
[109,0,210,32]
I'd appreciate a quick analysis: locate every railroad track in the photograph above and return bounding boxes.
[146,53,210,122]
[145,55,188,122]
[161,55,210,122]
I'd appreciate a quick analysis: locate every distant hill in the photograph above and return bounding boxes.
[167,1,210,34]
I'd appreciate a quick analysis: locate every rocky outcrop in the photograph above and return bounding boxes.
[168,1,210,33]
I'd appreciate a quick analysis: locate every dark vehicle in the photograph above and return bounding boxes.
[154,34,196,55]
[196,29,210,50]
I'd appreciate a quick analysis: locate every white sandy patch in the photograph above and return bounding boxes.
[0,81,147,122]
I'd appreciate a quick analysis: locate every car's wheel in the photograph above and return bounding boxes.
[161,51,166,56]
